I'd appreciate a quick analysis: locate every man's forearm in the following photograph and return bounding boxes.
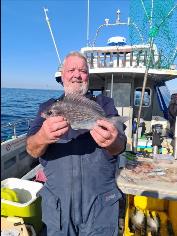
[26,130,49,158]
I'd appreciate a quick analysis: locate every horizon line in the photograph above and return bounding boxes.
[1,87,64,91]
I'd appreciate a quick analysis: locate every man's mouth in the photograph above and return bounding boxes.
[72,81,82,83]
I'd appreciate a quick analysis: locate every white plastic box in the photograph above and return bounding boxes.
[1,178,43,232]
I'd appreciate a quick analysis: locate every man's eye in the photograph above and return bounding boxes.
[81,70,87,73]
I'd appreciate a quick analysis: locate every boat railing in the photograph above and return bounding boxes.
[1,118,34,141]
[82,46,161,69]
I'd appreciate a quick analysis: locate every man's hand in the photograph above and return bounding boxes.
[90,119,126,155]
[39,116,69,144]
[26,116,69,158]
[90,119,118,148]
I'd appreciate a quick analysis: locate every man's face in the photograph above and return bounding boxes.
[61,56,89,95]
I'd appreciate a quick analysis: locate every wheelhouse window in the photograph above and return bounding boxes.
[134,88,151,107]
[88,88,104,96]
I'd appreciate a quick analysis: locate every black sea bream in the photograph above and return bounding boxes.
[41,94,128,130]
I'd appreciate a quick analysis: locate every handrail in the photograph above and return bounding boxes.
[1,118,34,139]
[1,118,34,128]
[82,46,161,69]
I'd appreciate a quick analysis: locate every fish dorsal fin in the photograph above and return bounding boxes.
[63,93,105,116]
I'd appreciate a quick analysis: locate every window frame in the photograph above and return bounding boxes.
[134,87,152,107]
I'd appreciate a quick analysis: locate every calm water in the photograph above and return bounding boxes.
[1,88,63,140]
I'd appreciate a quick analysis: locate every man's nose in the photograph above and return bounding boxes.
[73,69,81,78]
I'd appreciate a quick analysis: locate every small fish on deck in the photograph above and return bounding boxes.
[130,207,147,236]
[41,94,128,130]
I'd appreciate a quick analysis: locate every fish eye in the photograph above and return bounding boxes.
[47,111,52,116]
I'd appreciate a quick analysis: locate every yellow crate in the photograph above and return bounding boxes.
[134,195,168,211]
[124,195,134,236]
[124,194,177,236]
[168,200,177,234]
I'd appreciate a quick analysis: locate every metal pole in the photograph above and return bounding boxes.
[135,38,154,151]
[174,116,177,160]
[87,0,90,47]
[110,74,114,98]
[13,124,17,138]
[43,8,62,66]
[27,119,30,130]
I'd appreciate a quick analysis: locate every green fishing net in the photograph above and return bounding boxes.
[129,0,177,69]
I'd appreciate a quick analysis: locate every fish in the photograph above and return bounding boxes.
[130,207,147,236]
[41,93,128,130]
[147,211,161,236]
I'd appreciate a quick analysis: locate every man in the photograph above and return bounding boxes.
[26,51,127,236]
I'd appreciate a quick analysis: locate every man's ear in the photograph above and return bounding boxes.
[61,71,64,83]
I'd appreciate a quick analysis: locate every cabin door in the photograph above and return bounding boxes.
[106,82,132,147]
[107,82,131,107]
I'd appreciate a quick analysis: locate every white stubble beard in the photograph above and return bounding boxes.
[64,81,89,95]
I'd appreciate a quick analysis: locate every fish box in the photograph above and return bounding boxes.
[137,138,169,154]
[124,195,177,235]
[137,138,153,152]
[1,178,43,233]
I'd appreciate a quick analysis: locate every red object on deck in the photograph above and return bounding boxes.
[35,169,47,183]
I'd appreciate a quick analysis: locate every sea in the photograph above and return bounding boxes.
[1,88,63,141]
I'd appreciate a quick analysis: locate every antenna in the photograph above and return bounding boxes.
[43,8,62,66]
[92,9,144,46]
[86,0,90,46]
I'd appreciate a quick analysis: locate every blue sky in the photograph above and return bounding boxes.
[2,0,177,93]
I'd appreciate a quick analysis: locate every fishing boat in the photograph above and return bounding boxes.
[1,4,177,236]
